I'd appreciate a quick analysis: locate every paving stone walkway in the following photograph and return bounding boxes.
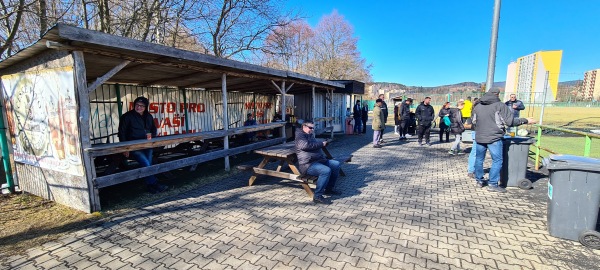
[3,130,600,270]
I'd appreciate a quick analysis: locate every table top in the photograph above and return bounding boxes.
[254,142,296,158]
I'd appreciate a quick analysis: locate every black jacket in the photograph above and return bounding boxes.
[118,97,157,142]
[438,107,451,128]
[448,108,465,135]
[400,102,412,120]
[415,102,435,126]
[353,103,362,119]
[380,101,388,120]
[295,129,326,175]
[473,92,528,144]
[361,105,369,121]
[505,99,525,118]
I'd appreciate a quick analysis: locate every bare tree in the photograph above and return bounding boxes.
[188,0,297,59]
[261,10,372,82]
[310,10,371,82]
[0,0,25,57]
[262,20,313,72]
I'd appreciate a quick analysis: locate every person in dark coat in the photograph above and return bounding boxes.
[353,100,362,134]
[472,89,536,193]
[295,120,341,204]
[118,96,167,194]
[361,101,369,134]
[393,99,403,135]
[399,98,413,140]
[415,97,435,146]
[438,102,451,143]
[448,101,466,155]
[377,94,388,143]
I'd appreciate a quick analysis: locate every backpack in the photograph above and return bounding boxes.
[443,115,451,126]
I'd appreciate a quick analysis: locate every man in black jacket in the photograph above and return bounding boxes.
[118,96,167,194]
[472,89,535,193]
[399,98,413,140]
[415,97,435,146]
[353,100,362,134]
[295,120,341,204]
[378,94,388,142]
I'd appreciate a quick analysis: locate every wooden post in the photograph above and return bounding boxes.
[281,81,286,140]
[312,85,316,121]
[222,73,230,171]
[73,51,100,212]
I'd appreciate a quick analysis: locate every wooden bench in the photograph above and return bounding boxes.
[240,142,351,197]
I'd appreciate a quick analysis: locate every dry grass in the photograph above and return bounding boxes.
[0,193,102,256]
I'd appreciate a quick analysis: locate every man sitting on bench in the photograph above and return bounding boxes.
[295,120,341,204]
[118,96,168,194]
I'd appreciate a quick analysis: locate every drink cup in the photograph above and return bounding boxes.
[146,133,152,140]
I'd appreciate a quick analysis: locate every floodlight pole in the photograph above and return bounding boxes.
[485,0,502,92]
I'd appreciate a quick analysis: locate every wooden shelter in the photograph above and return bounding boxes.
[0,24,344,212]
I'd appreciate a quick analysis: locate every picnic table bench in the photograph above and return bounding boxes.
[238,142,352,197]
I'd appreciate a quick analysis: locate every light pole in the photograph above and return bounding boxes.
[485,0,502,92]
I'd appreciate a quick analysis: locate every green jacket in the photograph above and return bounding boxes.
[372,105,385,131]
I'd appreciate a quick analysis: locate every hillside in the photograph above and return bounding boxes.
[366,80,581,99]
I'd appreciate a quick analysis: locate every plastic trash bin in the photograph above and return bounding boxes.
[546,154,600,249]
[500,136,536,189]
[345,117,354,135]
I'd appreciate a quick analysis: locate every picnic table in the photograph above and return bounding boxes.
[239,142,351,197]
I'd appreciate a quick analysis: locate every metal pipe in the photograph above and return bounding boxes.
[0,102,15,193]
[539,71,549,125]
[485,0,502,91]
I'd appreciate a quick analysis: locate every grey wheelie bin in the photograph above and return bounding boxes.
[546,154,600,249]
[500,136,536,189]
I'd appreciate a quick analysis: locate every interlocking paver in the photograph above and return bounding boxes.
[5,131,600,270]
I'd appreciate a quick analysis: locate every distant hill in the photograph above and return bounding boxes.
[366,80,581,99]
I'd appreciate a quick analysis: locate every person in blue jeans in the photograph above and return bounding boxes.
[295,120,341,204]
[467,131,477,178]
[118,96,168,194]
[472,89,535,193]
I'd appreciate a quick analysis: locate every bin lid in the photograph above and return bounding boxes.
[502,136,536,144]
[547,154,600,172]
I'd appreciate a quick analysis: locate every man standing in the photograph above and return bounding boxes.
[399,98,413,140]
[353,100,362,134]
[372,99,385,148]
[393,99,402,135]
[378,94,388,143]
[472,89,536,193]
[118,96,168,194]
[295,120,341,204]
[361,101,369,134]
[505,94,525,118]
[415,97,435,146]
[461,96,473,123]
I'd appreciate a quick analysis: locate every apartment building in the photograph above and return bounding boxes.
[504,50,562,103]
[582,69,600,101]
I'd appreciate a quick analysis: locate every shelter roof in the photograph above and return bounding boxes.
[0,24,343,94]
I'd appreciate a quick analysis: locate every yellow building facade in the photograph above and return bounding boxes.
[504,50,562,103]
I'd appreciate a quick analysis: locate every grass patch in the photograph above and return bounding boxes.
[530,135,600,159]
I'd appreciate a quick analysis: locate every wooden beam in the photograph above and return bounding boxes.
[143,71,205,86]
[86,60,130,92]
[73,51,100,212]
[221,73,230,171]
[94,138,285,188]
[85,122,285,157]
[271,80,283,94]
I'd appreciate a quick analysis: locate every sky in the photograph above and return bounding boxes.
[284,0,600,86]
